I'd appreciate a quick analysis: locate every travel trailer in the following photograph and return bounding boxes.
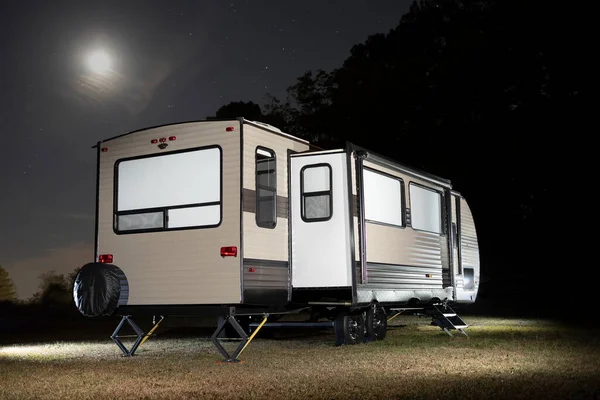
[73,118,480,361]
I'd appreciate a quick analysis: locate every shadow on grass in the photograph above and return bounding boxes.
[3,301,599,350]
[0,304,341,346]
[289,371,600,400]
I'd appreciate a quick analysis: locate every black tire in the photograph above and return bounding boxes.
[73,262,125,317]
[366,305,387,341]
[334,313,365,345]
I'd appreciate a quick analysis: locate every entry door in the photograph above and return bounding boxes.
[290,151,352,288]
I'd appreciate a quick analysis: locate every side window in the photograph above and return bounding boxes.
[256,147,276,228]
[363,168,404,227]
[301,164,332,222]
[409,183,442,234]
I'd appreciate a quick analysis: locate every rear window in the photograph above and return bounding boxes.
[114,146,222,233]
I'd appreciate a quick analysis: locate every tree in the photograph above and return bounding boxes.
[208,101,264,121]
[29,269,77,305]
[275,70,337,144]
[0,264,17,302]
[211,0,584,300]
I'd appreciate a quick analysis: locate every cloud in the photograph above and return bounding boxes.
[3,242,93,300]
[64,59,174,118]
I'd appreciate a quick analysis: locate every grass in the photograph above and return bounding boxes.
[1,315,599,399]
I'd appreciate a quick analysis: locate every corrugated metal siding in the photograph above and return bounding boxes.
[366,263,443,289]
[460,198,480,272]
[440,236,450,270]
[365,225,445,289]
[242,124,309,261]
[366,225,443,268]
[243,260,288,289]
[97,121,241,305]
[361,160,448,290]
[440,235,451,287]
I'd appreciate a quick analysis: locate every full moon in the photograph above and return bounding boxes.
[87,50,111,74]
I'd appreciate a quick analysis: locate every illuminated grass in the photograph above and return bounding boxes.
[0,316,599,399]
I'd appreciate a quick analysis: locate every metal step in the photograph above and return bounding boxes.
[431,303,469,337]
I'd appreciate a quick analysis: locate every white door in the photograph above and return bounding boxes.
[290,151,352,288]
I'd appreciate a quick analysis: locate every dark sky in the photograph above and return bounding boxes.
[0,0,412,298]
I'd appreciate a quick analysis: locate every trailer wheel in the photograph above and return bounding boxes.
[334,313,365,345]
[366,305,387,341]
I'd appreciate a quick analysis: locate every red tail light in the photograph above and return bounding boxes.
[226,126,234,132]
[99,254,113,263]
[220,246,237,257]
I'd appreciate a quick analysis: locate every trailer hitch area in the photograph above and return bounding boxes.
[211,313,269,363]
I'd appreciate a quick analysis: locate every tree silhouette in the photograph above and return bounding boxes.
[212,0,584,300]
[208,101,263,121]
[29,270,76,305]
[0,264,17,302]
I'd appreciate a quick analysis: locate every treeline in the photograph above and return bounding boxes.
[0,264,77,306]
[210,0,584,295]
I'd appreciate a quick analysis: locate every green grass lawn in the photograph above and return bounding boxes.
[1,315,599,399]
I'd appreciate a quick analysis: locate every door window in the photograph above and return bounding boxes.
[300,164,332,222]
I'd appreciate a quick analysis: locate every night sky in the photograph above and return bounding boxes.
[0,1,413,298]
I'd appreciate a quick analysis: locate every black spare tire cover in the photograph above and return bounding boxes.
[73,262,123,317]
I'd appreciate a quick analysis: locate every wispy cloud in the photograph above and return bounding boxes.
[64,58,173,118]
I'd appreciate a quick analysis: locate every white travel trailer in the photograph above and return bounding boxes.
[73,118,480,361]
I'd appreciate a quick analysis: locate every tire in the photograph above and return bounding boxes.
[366,305,387,341]
[73,262,126,317]
[334,313,365,345]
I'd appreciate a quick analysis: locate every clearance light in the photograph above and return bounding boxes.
[151,139,158,144]
[101,147,108,152]
[99,254,113,263]
[220,246,237,257]
[226,126,234,132]
[248,267,255,273]
[159,137,167,143]
[168,136,176,141]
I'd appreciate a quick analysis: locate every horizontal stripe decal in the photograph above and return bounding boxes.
[242,188,288,218]
[243,258,288,268]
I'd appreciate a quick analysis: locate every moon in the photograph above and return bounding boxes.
[87,50,111,74]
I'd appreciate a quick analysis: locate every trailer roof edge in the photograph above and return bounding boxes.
[92,117,310,146]
[348,142,452,189]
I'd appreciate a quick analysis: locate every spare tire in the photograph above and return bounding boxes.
[73,262,125,317]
